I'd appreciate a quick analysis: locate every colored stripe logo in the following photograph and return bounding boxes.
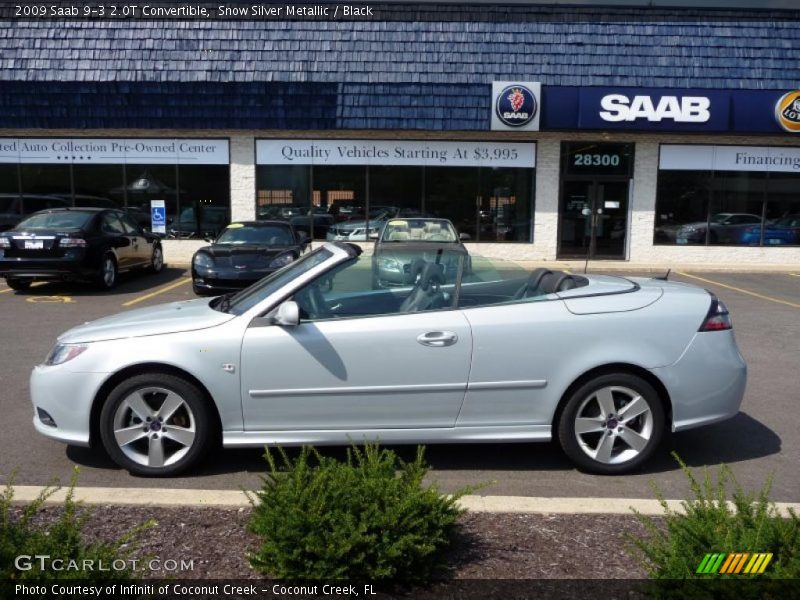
[696,552,773,574]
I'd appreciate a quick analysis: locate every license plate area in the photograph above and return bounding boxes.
[24,240,44,250]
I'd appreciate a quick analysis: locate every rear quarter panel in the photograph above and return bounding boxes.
[459,283,710,427]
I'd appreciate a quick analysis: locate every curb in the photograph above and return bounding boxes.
[10,487,800,516]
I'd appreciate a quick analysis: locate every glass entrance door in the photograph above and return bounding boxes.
[557,179,630,259]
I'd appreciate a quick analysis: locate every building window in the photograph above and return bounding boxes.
[255,140,536,243]
[73,164,125,210]
[0,138,230,237]
[656,145,800,247]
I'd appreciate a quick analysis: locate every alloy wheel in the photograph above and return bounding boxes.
[102,257,116,287]
[112,386,196,468]
[573,385,654,465]
[152,245,164,272]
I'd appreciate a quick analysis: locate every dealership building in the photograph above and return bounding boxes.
[1,1,800,265]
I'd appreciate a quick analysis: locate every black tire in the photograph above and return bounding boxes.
[148,243,164,273]
[6,278,32,291]
[557,372,665,475]
[99,373,214,477]
[97,253,118,290]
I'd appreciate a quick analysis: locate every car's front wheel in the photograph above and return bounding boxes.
[99,373,213,476]
[557,373,664,475]
[148,243,164,273]
[5,278,32,291]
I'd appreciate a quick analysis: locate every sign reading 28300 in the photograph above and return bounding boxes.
[574,153,621,167]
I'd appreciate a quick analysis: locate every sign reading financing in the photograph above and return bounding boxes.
[491,82,541,131]
[775,91,800,133]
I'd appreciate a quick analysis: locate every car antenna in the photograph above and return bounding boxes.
[654,268,671,281]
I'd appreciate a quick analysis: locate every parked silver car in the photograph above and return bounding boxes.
[31,242,746,476]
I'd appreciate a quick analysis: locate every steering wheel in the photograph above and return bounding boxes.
[296,283,332,319]
[513,268,551,300]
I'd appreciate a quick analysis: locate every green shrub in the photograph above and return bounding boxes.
[627,454,800,598]
[247,444,471,582]
[1,468,153,581]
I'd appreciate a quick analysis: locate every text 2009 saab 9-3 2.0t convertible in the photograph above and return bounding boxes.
[31,242,746,476]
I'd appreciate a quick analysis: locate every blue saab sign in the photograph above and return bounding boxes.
[577,88,730,131]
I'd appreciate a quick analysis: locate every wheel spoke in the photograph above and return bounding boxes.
[595,387,616,418]
[114,425,148,447]
[162,426,195,448]
[594,431,615,463]
[619,428,649,453]
[124,392,154,421]
[619,395,649,422]
[575,417,605,435]
[148,436,165,467]
[157,392,185,421]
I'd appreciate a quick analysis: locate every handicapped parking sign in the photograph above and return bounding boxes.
[150,200,166,235]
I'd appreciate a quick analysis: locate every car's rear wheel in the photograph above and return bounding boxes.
[6,278,32,291]
[149,244,164,273]
[557,373,664,474]
[97,254,118,290]
[99,373,213,476]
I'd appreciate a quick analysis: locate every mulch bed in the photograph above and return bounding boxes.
[15,505,653,580]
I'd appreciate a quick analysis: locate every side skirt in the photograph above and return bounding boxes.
[223,425,552,447]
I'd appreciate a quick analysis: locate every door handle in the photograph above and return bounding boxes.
[417,331,458,347]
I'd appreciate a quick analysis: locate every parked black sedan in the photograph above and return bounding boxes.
[191,220,309,295]
[0,207,164,290]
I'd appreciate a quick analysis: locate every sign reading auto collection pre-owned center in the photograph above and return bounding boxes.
[0,138,229,164]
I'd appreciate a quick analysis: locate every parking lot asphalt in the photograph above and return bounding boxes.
[0,267,798,502]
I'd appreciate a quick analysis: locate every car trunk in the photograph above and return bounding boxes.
[4,228,82,259]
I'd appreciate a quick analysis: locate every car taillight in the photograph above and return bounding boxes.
[0,237,9,248]
[699,293,732,331]
[60,238,87,248]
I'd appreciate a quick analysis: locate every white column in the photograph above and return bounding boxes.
[229,134,255,221]
[628,141,659,262]
[533,139,561,260]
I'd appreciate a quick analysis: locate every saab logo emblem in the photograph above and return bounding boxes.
[775,91,800,132]
[496,85,537,127]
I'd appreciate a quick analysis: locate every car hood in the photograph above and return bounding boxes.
[199,244,298,268]
[58,298,236,343]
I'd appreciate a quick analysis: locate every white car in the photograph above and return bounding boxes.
[31,243,746,476]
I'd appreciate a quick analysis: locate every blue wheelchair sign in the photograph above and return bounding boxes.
[150,200,167,234]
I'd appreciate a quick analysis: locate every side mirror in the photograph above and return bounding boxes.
[271,300,300,327]
[204,234,215,243]
[459,233,471,241]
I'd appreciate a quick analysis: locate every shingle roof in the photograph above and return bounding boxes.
[0,8,798,129]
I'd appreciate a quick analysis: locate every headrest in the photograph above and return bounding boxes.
[388,231,409,241]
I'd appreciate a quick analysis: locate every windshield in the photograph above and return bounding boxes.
[216,224,293,245]
[709,214,730,224]
[775,216,800,227]
[15,211,93,230]
[224,248,334,315]
[381,219,458,242]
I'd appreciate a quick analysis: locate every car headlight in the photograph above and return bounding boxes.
[45,343,88,366]
[269,254,294,269]
[193,253,214,269]
[0,237,10,248]
[377,257,401,272]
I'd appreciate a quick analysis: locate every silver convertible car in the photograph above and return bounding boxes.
[31,242,746,476]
